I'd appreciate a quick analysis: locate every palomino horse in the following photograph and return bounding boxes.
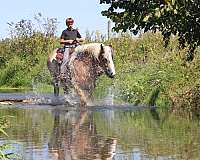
[47,43,115,106]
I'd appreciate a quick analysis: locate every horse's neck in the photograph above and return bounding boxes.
[69,52,101,75]
[75,43,102,59]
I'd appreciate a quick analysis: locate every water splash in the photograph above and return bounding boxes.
[104,87,114,105]
[91,86,116,106]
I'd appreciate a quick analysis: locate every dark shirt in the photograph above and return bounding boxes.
[60,28,82,40]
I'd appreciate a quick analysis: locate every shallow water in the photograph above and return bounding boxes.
[0,93,200,160]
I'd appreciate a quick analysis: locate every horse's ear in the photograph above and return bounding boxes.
[98,44,104,61]
[100,44,104,53]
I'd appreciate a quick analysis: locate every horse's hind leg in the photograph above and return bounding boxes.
[54,83,59,96]
[47,60,60,96]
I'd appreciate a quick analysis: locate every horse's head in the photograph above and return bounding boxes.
[98,44,116,78]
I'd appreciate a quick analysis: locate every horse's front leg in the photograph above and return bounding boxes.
[73,84,87,107]
[61,81,70,94]
[60,65,72,95]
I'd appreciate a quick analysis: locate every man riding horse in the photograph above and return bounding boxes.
[47,18,116,106]
[47,18,83,96]
[57,17,84,62]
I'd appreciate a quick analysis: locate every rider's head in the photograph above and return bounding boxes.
[66,17,74,29]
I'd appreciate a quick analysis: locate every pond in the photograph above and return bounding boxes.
[0,92,200,160]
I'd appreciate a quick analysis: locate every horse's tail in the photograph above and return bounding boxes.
[47,49,61,96]
[48,48,58,63]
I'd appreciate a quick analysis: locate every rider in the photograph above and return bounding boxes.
[60,17,84,52]
[56,17,84,62]
[57,17,84,78]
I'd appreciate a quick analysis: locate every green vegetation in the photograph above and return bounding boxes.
[0,14,58,88]
[0,15,200,117]
[107,32,200,118]
[100,0,200,61]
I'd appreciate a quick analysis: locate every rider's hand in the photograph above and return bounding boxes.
[73,39,79,44]
[75,38,80,42]
[68,40,74,44]
[74,38,81,44]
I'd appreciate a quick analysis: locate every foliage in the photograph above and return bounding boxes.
[0,13,59,88]
[172,85,200,119]
[100,0,200,60]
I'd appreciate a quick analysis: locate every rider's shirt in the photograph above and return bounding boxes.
[60,28,82,40]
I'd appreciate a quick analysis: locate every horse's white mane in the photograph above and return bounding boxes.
[74,43,104,59]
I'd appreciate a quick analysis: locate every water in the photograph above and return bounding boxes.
[0,93,200,160]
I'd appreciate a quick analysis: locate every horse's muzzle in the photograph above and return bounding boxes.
[106,70,115,78]
[109,74,115,78]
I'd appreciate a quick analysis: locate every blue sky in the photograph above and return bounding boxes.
[0,0,110,39]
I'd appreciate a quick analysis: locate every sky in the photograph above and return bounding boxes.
[0,0,110,39]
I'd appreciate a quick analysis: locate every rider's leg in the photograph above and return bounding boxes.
[60,48,70,79]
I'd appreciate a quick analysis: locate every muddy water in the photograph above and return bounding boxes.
[0,93,200,160]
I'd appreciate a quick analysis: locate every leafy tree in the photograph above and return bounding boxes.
[100,0,200,60]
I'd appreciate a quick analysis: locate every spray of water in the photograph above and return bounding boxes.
[27,67,82,106]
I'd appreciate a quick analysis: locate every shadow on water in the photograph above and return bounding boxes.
[0,102,200,160]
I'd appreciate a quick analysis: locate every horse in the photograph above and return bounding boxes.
[47,43,115,106]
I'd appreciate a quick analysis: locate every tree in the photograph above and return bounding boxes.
[100,0,200,61]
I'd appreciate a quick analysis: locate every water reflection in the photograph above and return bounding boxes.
[0,106,200,160]
[48,109,116,160]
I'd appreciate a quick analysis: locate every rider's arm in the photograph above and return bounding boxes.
[75,37,84,43]
[75,30,84,43]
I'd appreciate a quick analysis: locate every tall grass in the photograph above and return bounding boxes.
[0,14,58,88]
